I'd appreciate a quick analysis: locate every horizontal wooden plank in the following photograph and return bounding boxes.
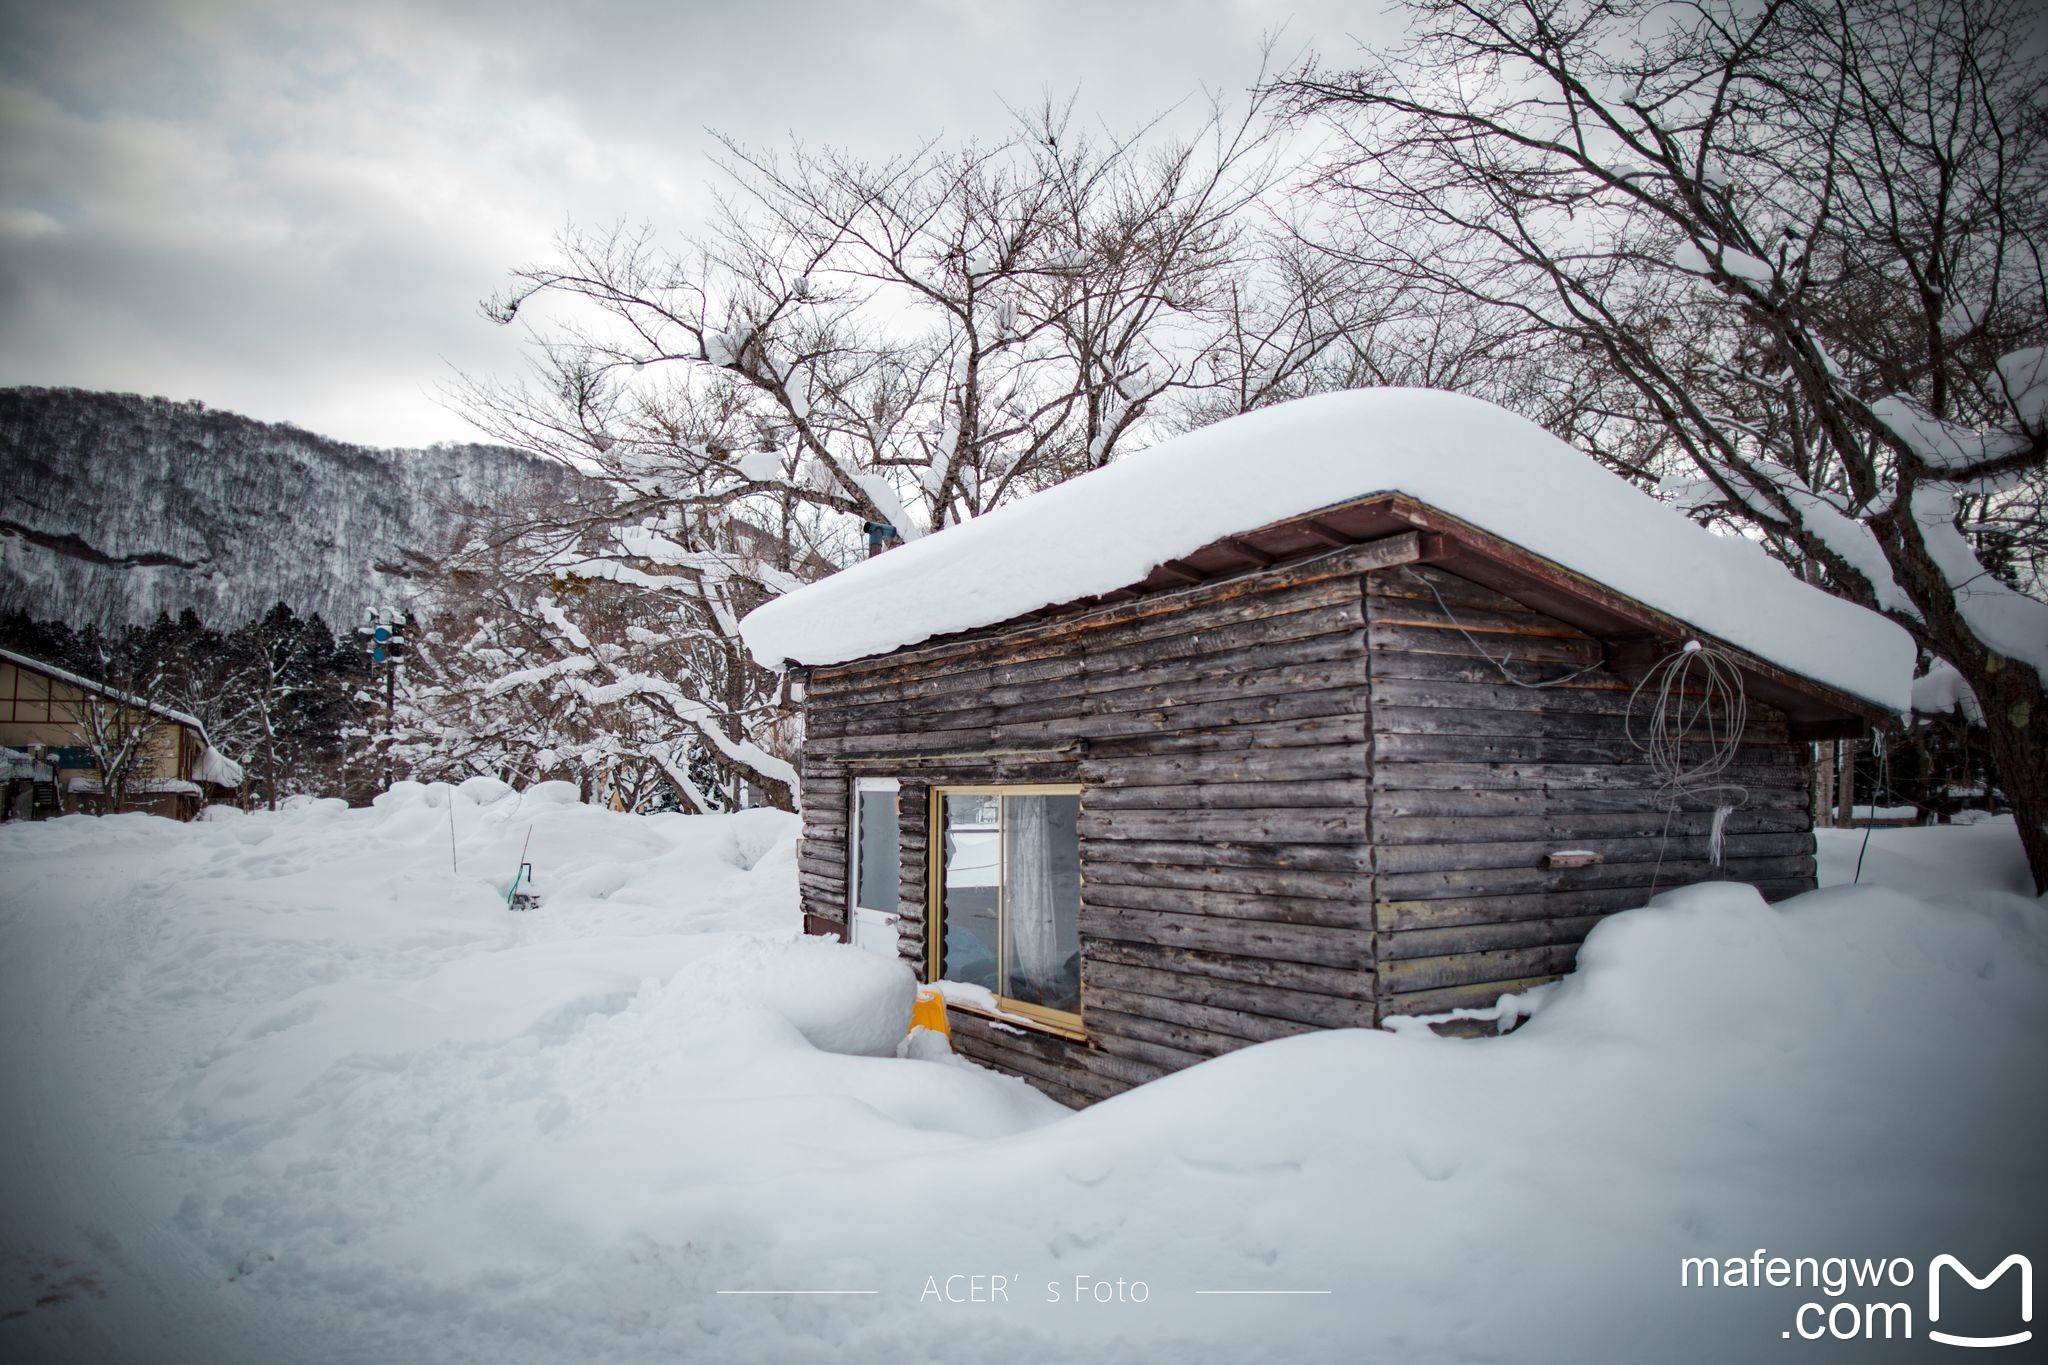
[1380,943,1585,993]
[1084,712,1366,757]
[991,656,1366,731]
[948,1031,1113,1106]
[1082,880,1371,929]
[1376,826,1810,879]
[1082,984,1325,1046]
[1372,758,1807,792]
[841,757,1080,786]
[1366,564,1549,615]
[1369,783,1810,818]
[1086,939,1374,1000]
[1366,645,1622,690]
[1376,826,1810,871]
[810,701,998,740]
[1376,855,1815,900]
[1076,622,1365,689]
[802,724,1022,760]
[1381,915,1609,961]
[1374,876,1814,931]
[1086,778,1369,812]
[1372,703,1785,744]
[951,1012,1193,1098]
[1372,731,1798,766]
[1379,974,1566,1018]
[1083,1004,1261,1063]
[996,684,1366,746]
[1370,599,1592,640]
[1085,1028,1211,1077]
[797,873,842,903]
[1078,906,1373,968]
[1371,676,1651,719]
[1083,958,1373,1030]
[1376,810,1810,843]
[1083,745,1370,787]
[1080,860,1372,903]
[1081,836,1371,873]
[798,839,846,867]
[1079,805,1365,846]
[1369,622,1604,666]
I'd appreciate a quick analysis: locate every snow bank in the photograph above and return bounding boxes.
[739,390,1916,710]
[1818,813,2035,896]
[1,805,2040,1364]
[757,935,917,1055]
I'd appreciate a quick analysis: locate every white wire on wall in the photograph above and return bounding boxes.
[1625,640,1751,881]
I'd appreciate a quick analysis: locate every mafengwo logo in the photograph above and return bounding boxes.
[1679,1250,2032,1346]
[1927,1255,2031,1349]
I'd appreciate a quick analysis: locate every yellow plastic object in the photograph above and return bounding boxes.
[910,987,952,1041]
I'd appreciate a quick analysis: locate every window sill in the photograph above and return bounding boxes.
[947,1000,1087,1044]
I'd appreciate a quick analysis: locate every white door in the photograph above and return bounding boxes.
[850,777,901,957]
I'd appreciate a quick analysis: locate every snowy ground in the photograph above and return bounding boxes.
[1,788,2042,1364]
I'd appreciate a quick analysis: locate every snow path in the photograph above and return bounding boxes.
[0,833,299,1362]
[2,795,2044,1363]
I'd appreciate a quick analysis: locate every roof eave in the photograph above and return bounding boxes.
[819,491,1891,731]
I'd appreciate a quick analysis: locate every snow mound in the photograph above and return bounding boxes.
[0,806,2039,1364]
[739,389,1916,711]
[456,774,515,805]
[755,936,918,1055]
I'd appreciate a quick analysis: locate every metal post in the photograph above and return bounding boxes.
[384,660,395,791]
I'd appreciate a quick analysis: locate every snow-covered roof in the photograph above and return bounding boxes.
[194,745,245,788]
[0,647,210,736]
[1,745,52,781]
[738,390,1916,711]
[66,776,203,797]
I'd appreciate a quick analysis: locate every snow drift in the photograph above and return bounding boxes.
[0,798,2040,1364]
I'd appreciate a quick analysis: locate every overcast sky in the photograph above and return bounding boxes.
[0,0,1401,448]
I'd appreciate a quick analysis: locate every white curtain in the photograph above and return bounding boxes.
[1004,797,1062,993]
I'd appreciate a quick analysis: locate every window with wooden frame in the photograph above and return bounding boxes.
[848,777,901,953]
[927,784,1084,1036]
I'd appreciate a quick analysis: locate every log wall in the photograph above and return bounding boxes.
[795,547,1816,1105]
[1362,564,1815,1021]
[799,544,1385,1108]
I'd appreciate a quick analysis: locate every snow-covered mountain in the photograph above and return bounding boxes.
[0,387,582,628]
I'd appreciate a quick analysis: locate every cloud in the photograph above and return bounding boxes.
[0,0,1387,447]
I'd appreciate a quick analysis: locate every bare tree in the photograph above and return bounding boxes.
[62,649,171,814]
[1280,0,2048,887]
[440,87,1372,809]
[401,489,805,811]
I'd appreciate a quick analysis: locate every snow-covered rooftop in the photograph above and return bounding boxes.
[194,744,245,789]
[0,646,210,736]
[739,390,1916,711]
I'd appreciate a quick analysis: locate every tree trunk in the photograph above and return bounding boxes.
[1826,740,1843,826]
[1836,739,1856,829]
[1972,658,2048,894]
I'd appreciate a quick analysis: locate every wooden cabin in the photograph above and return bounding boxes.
[738,392,1910,1108]
[0,647,243,820]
